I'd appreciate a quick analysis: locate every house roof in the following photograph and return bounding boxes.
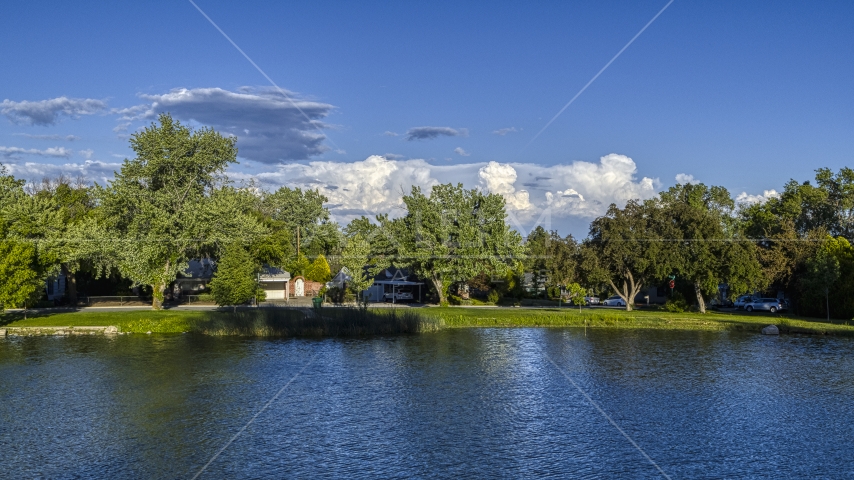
[260,266,290,281]
[180,259,215,279]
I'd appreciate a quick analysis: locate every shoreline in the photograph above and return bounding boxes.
[2,307,853,337]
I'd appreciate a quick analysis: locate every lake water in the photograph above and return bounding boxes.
[2,329,854,478]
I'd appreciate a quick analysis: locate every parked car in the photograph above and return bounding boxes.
[602,295,626,307]
[584,296,600,305]
[733,295,756,309]
[744,298,786,313]
[384,287,413,302]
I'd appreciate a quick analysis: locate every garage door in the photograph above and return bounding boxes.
[264,282,285,300]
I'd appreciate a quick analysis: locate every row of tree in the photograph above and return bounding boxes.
[0,115,338,310]
[2,114,853,318]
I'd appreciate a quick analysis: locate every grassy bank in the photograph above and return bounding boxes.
[3,306,853,337]
[0,307,442,336]
[420,307,854,336]
[194,308,442,336]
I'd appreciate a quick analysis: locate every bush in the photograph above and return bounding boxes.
[664,291,690,313]
[487,289,501,304]
[325,286,345,304]
[210,244,260,309]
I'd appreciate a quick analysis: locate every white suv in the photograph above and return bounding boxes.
[602,295,626,307]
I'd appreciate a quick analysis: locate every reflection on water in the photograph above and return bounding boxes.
[2,329,854,478]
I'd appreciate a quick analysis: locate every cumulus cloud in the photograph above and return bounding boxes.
[540,153,659,217]
[0,146,72,159]
[229,152,659,235]
[122,87,335,163]
[454,147,470,157]
[405,126,467,141]
[736,189,780,205]
[240,155,446,218]
[13,133,79,141]
[79,149,94,159]
[1,97,107,126]
[492,127,518,136]
[478,161,533,212]
[675,173,697,184]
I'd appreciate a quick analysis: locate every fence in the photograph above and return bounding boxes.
[77,296,152,307]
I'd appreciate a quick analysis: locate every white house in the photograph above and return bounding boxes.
[260,266,291,301]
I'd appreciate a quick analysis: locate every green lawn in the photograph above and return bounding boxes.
[3,306,853,336]
[1,310,208,333]
[419,306,854,336]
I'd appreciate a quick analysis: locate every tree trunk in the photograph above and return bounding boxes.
[431,276,446,304]
[62,265,78,304]
[152,282,165,310]
[152,261,171,310]
[694,281,706,314]
[609,270,642,312]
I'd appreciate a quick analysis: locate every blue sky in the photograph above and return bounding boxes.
[2,0,853,236]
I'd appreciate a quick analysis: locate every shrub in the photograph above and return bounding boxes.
[210,244,260,310]
[487,289,501,304]
[326,286,345,304]
[664,291,689,313]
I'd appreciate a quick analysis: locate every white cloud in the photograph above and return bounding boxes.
[4,160,121,184]
[0,146,72,159]
[539,153,659,217]
[241,155,445,219]
[231,152,659,234]
[122,87,335,163]
[383,131,399,137]
[492,127,518,136]
[477,161,533,212]
[80,149,94,159]
[405,126,467,141]
[1,97,107,125]
[675,173,697,184]
[736,189,779,205]
[13,133,79,141]
[454,147,470,156]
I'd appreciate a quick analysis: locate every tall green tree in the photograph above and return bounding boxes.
[381,184,523,304]
[800,236,854,319]
[585,200,667,311]
[340,234,373,308]
[209,243,261,311]
[305,253,332,282]
[0,169,73,306]
[658,183,763,313]
[0,240,42,312]
[524,226,578,291]
[259,186,330,254]
[98,114,267,309]
[26,177,99,302]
